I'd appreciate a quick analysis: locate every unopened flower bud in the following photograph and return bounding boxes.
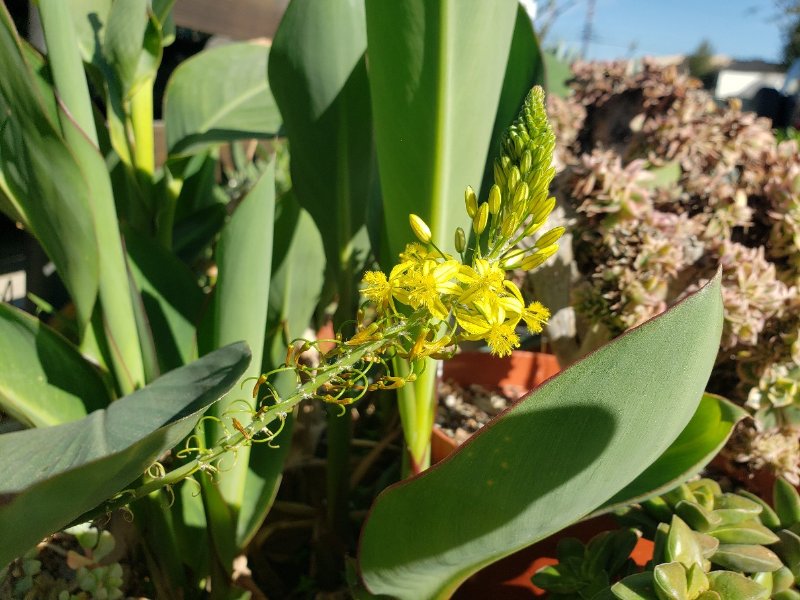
[534,226,565,250]
[493,160,506,188]
[409,214,431,243]
[532,197,556,224]
[465,186,478,218]
[488,185,501,214]
[520,244,558,271]
[507,166,520,192]
[512,181,529,207]
[501,216,517,238]
[501,248,526,268]
[520,150,532,175]
[454,227,466,253]
[473,202,489,235]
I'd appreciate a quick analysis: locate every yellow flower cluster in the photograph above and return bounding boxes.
[362,240,551,357]
[360,87,562,357]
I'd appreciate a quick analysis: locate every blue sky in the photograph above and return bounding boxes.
[545,1,787,62]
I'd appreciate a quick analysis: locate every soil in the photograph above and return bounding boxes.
[436,380,525,445]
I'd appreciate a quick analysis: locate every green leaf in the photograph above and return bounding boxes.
[234,194,326,548]
[358,273,723,599]
[124,226,204,372]
[707,521,779,545]
[268,0,372,302]
[0,5,99,330]
[103,0,150,96]
[711,544,783,573]
[165,41,281,157]
[68,0,113,67]
[775,479,800,528]
[199,162,275,569]
[736,491,781,530]
[479,3,546,199]
[706,571,770,600]
[653,562,687,600]
[775,529,800,578]
[667,516,705,568]
[0,342,251,568]
[0,303,110,427]
[675,501,722,533]
[610,572,659,600]
[365,0,518,259]
[596,394,746,513]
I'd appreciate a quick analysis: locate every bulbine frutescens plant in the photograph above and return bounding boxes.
[78,86,564,518]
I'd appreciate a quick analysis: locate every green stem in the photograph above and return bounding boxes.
[130,79,155,177]
[394,356,438,476]
[156,170,184,249]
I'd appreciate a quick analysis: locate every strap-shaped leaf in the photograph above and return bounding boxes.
[0,342,250,568]
[359,273,723,599]
[365,0,518,259]
[0,303,110,427]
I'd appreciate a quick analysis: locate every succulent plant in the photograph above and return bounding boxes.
[0,524,127,600]
[535,59,800,480]
[534,478,800,600]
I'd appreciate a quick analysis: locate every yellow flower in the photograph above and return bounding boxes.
[456,302,521,357]
[405,259,461,320]
[361,270,392,311]
[457,259,506,304]
[521,301,550,333]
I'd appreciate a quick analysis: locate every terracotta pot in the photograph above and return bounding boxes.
[432,350,561,463]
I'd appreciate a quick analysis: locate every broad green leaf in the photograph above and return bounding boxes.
[0,303,109,427]
[0,5,99,329]
[596,394,747,514]
[365,0,518,259]
[359,273,723,599]
[124,226,203,372]
[0,342,251,568]
[165,42,281,157]
[268,0,373,297]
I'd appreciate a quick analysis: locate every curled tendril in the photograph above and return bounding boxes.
[184,475,203,497]
[163,484,175,508]
[222,398,255,417]
[146,462,166,480]
[120,505,135,523]
[177,434,206,459]
[214,447,240,473]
